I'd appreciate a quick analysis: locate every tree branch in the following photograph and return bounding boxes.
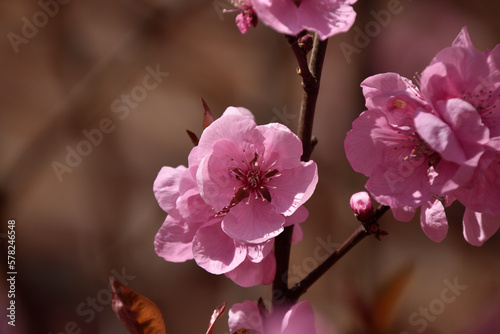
[299,34,327,162]
[272,34,328,306]
[285,205,390,303]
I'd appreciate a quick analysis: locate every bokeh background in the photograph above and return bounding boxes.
[1,0,500,333]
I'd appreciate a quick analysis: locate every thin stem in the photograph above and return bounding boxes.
[272,34,328,306]
[298,34,327,162]
[272,225,294,306]
[286,205,390,303]
[287,226,368,303]
[285,35,313,84]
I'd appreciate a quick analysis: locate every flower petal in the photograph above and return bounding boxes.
[390,205,416,222]
[176,188,213,222]
[252,0,304,36]
[222,106,256,120]
[154,216,198,262]
[414,109,466,164]
[225,252,276,287]
[284,205,309,226]
[463,209,500,246]
[345,108,404,177]
[361,73,410,109]
[222,198,285,243]
[420,200,448,242]
[454,152,500,216]
[299,0,357,40]
[487,44,500,85]
[257,122,303,170]
[153,166,186,214]
[197,139,245,211]
[228,301,264,334]
[246,240,274,263]
[422,47,490,102]
[435,99,490,148]
[291,224,304,244]
[270,160,318,216]
[253,0,357,40]
[281,300,317,334]
[366,151,431,208]
[192,223,247,274]
[191,113,262,166]
[452,26,474,49]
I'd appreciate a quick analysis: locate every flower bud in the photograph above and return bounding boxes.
[350,191,374,221]
[298,33,314,54]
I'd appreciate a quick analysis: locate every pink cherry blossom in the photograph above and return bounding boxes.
[154,107,317,285]
[252,0,357,40]
[195,109,318,243]
[228,300,316,334]
[154,158,308,286]
[345,72,437,213]
[154,153,308,287]
[418,27,500,243]
[345,27,500,245]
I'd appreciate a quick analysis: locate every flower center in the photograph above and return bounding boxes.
[403,76,425,101]
[405,137,441,168]
[217,151,281,216]
[392,99,407,109]
[393,129,441,170]
[292,0,302,7]
[462,86,499,119]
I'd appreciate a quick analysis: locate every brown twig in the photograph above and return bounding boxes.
[272,34,328,306]
[285,205,390,303]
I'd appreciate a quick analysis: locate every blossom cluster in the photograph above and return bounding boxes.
[154,107,318,287]
[345,27,500,246]
[231,0,358,40]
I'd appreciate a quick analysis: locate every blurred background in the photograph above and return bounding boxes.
[1,0,500,333]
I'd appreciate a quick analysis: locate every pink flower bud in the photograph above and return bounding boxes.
[350,191,374,221]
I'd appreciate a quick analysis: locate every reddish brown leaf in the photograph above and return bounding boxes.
[186,129,199,146]
[206,301,227,334]
[201,97,215,129]
[109,276,166,334]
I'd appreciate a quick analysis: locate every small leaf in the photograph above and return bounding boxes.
[109,276,166,334]
[186,129,200,146]
[201,97,215,129]
[206,302,227,334]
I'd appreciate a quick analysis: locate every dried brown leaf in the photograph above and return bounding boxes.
[109,276,166,334]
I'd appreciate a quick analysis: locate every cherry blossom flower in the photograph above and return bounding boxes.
[194,108,318,243]
[251,0,357,40]
[417,27,500,245]
[345,72,437,213]
[345,27,500,245]
[228,300,316,334]
[154,107,317,285]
